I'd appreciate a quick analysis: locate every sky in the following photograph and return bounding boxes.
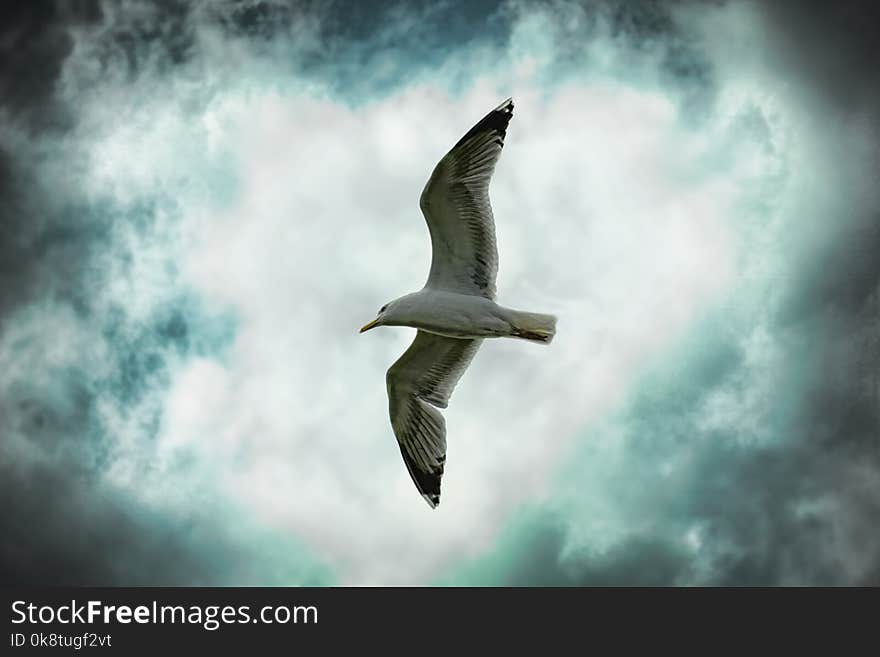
[1,0,878,586]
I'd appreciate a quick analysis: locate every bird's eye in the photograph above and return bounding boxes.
[379,305,387,314]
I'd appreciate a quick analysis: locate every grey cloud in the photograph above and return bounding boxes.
[0,1,102,132]
[0,455,332,585]
[757,0,880,113]
[504,518,693,586]
[0,0,360,587]
[477,0,880,588]
[2,0,878,586]
[468,305,879,585]
[475,280,880,585]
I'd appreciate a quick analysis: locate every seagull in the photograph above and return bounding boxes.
[359,97,557,508]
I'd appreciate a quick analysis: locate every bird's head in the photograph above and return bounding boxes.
[359,300,396,333]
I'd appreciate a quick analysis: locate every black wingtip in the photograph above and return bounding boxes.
[453,97,515,150]
[494,97,514,112]
[399,444,443,509]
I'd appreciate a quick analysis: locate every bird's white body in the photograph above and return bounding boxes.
[383,289,512,338]
[382,289,555,343]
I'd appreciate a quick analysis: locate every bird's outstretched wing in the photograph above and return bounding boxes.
[386,331,482,508]
[419,98,514,300]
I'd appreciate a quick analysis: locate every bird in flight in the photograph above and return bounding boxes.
[359,97,557,508]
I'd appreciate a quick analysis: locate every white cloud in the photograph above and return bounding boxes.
[59,3,793,584]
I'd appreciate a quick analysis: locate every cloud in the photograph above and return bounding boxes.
[1,0,877,585]
[446,0,880,586]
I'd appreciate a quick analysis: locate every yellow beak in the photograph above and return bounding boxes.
[359,318,381,333]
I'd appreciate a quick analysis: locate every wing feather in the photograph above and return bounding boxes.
[386,331,482,507]
[419,98,514,299]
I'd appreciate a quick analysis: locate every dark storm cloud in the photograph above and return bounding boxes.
[756,0,880,554]
[0,0,514,586]
[472,301,879,585]
[497,516,692,586]
[758,0,880,113]
[450,0,880,586]
[497,275,880,580]
[0,1,101,320]
[0,1,102,131]
[0,450,201,586]
[588,0,718,108]
[0,1,106,585]
[2,0,878,586]
[243,0,512,98]
[0,1,283,585]
[1,456,327,586]
[0,282,251,585]
[493,284,880,576]
[762,0,880,338]
[95,1,195,76]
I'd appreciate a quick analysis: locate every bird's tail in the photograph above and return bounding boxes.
[509,310,557,344]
